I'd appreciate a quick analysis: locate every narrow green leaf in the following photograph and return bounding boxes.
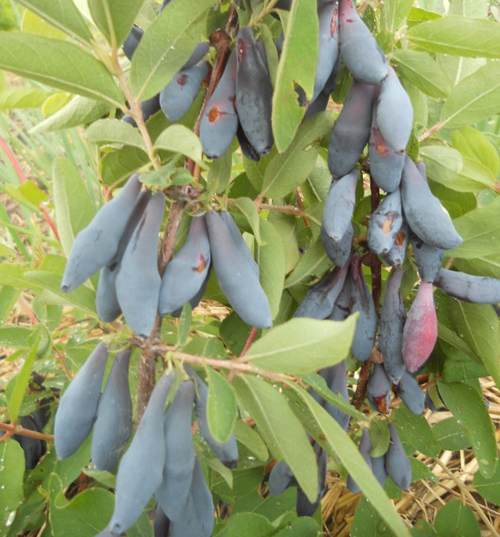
[0,440,24,528]
[271,0,319,152]
[288,384,410,537]
[438,381,497,478]
[53,157,95,257]
[434,500,480,537]
[393,50,450,99]
[233,421,268,462]
[257,219,286,319]
[284,238,329,288]
[86,119,147,151]
[0,33,124,107]
[176,302,192,348]
[302,372,366,421]
[407,16,500,58]
[154,124,204,163]
[233,375,318,502]
[8,331,40,422]
[88,0,144,47]
[263,111,333,198]
[15,0,92,44]
[31,96,113,134]
[440,62,500,128]
[206,367,238,444]
[448,301,500,390]
[130,0,215,99]
[246,315,357,374]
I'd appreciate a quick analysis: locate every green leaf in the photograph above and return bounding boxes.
[245,315,357,375]
[473,462,500,507]
[0,440,24,527]
[447,301,500,390]
[49,474,115,536]
[25,270,96,313]
[233,375,318,502]
[451,127,499,179]
[380,0,413,33]
[301,372,366,422]
[448,199,500,259]
[176,302,191,348]
[271,0,318,152]
[0,326,32,348]
[421,145,495,192]
[394,405,441,458]
[53,157,96,257]
[15,0,92,44]
[449,0,488,17]
[287,384,410,537]
[351,497,396,537]
[284,238,329,288]
[0,33,124,107]
[86,119,147,151]
[438,381,497,478]
[217,513,275,537]
[257,219,286,320]
[369,419,391,458]
[206,367,238,444]
[233,421,268,462]
[432,417,471,451]
[412,520,439,537]
[274,517,321,537]
[434,499,480,537]
[440,62,500,128]
[231,198,262,245]
[88,0,144,47]
[31,96,114,134]
[263,112,333,198]
[8,331,40,422]
[393,50,450,99]
[406,16,500,58]
[130,0,215,100]
[154,124,204,164]
[0,87,52,108]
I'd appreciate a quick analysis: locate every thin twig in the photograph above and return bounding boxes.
[0,422,54,442]
[0,134,60,243]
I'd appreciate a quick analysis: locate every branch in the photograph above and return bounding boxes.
[111,51,161,171]
[251,0,282,25]
[142,343,297,384]
[0,422,54,442]
[134,16,238,422]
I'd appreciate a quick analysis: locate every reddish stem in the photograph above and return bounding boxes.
[0,422,54,441]
[0,134,61,243]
